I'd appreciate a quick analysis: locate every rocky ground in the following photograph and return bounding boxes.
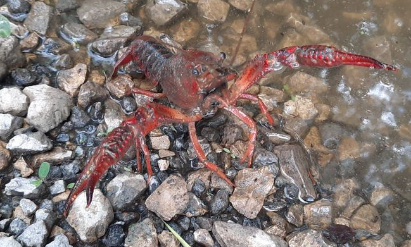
[0,0,410,246]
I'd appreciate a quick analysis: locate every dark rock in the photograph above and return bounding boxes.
[182,231,195,246]
[222,124,244,145]
[192,178,206,197]
[209,189,230,214]
[0,218,11,231]
[323,224,355,244]
[125,218,158,247]
[52,54,74,70]
[78,82,108,109]
[102,223,125,247]
[119,12,143,27]
[61,161,81,180]
[120,96,137,113]
[70,106,90,128]
[185,192,208,217]
[7,0,30,14]
[11,68,38,86]
[0,36,26,69]
[9,218,28,236]
[201,126,220,142]
[106,173,147,210]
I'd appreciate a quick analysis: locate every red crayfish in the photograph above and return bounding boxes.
[63,34,396,216]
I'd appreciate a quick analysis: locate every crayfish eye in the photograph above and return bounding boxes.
[192,68,200,76]
[220,52,227,60]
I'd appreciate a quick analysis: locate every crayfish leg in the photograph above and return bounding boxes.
[188,122,235,187]
[239,93,275,126]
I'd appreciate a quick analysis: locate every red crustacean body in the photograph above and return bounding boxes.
[63,33,397,217]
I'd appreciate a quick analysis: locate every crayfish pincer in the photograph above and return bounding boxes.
[63,35,397,217]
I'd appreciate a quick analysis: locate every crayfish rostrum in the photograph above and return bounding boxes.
[63,33,396,216]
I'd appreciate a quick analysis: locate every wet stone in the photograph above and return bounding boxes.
[230,166,274,219]
[104,99,125,131]
[0,236,22,247]
[194,228,214,247]
[11,68,38,86]
[222,124,244,145]
[284,96,318,121]
[187,169,212,191]
[213,221,288,247]
[370,182,394,207]
[60,23,98,45]
[106,173,147,210]
[283,71,328,95]
[265,212,287,239]
[341,195,365,219]
[145,0,186,26]
[209,189,230,214]
[253,148,279,171]
[158,230,179,247]
[67,190,114,242]
[55,0,79,12]
[0,36,25,69]
[23,85,73,133]
[52,54,74,70]
[350,204,380,235]
[19,198,37,217]
[283,117,310,137]
[102,223,125,247]
[145,175,189,221]
[57,63,88,97]
[228,0,253,11]
[70,106,90,129]
[77,81,108,109]
[333,179,359,208]
[171,19,201,44]
[274,144,317,202]
[125,217,157,247]
[338,137,360,161]
[198,0,230,23]
[0,88,29,116]
[77,0,127,29]
[9,218,28,236]
[20,32,40,51]
[304,199,333,230]
[45,234,73,247]
[121,96,137,113]
[119,12,143,27]
[106,75,136,99]
[288,229,337,247]
[7,131,52,153]
[360,233,395,247]
[286,204,304,227]
[23,2,52,35]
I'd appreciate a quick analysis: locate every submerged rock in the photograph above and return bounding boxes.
[77,0,127,29]
[145,0,187,26]
[213,221,287,247]
[23,2,52,35]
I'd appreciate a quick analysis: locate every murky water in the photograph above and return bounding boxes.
[38,0,411,243]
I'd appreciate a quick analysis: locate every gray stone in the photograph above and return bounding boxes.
[34,209,56,231]
[229,167,274,219]
[91,25,138,57]
[0,87,29,117]
[0,236,22,247]
[288,229,336,247]
[274,144,317,202]
[213,221,287,247]
[283,71,328,95]
[6,131,53,153]
[0,114,23,141]
[370,182,394,207]
[23,85,73,133]
[8,0,31,14]
[285,204,304,227]
[19,198,37,216]
[55,0,80,12]
[194,228,214,247]
[209,189,230,214]
[197,0,230,23]
[17,221,49,247]
[9,218,28,236]
[0,36,25,69]
[0,218,11,231]
[104,99,125,131]
[77,81,108,108]
[145,175,189,221]
[23,2,52,35]
[125,218,157,247]
[145,0,186,26]
[185,192,208,217]
[57,63,88,97]
[5,177,45,198]
[66,189,113,242]
[77,0,127,29]
[106,173,147,210]
[50,180,66,195]
[228,0,253,11]
[45,234,72,247]
[265,212,287,239]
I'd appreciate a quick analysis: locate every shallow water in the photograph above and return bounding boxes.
[43,0,411,243]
